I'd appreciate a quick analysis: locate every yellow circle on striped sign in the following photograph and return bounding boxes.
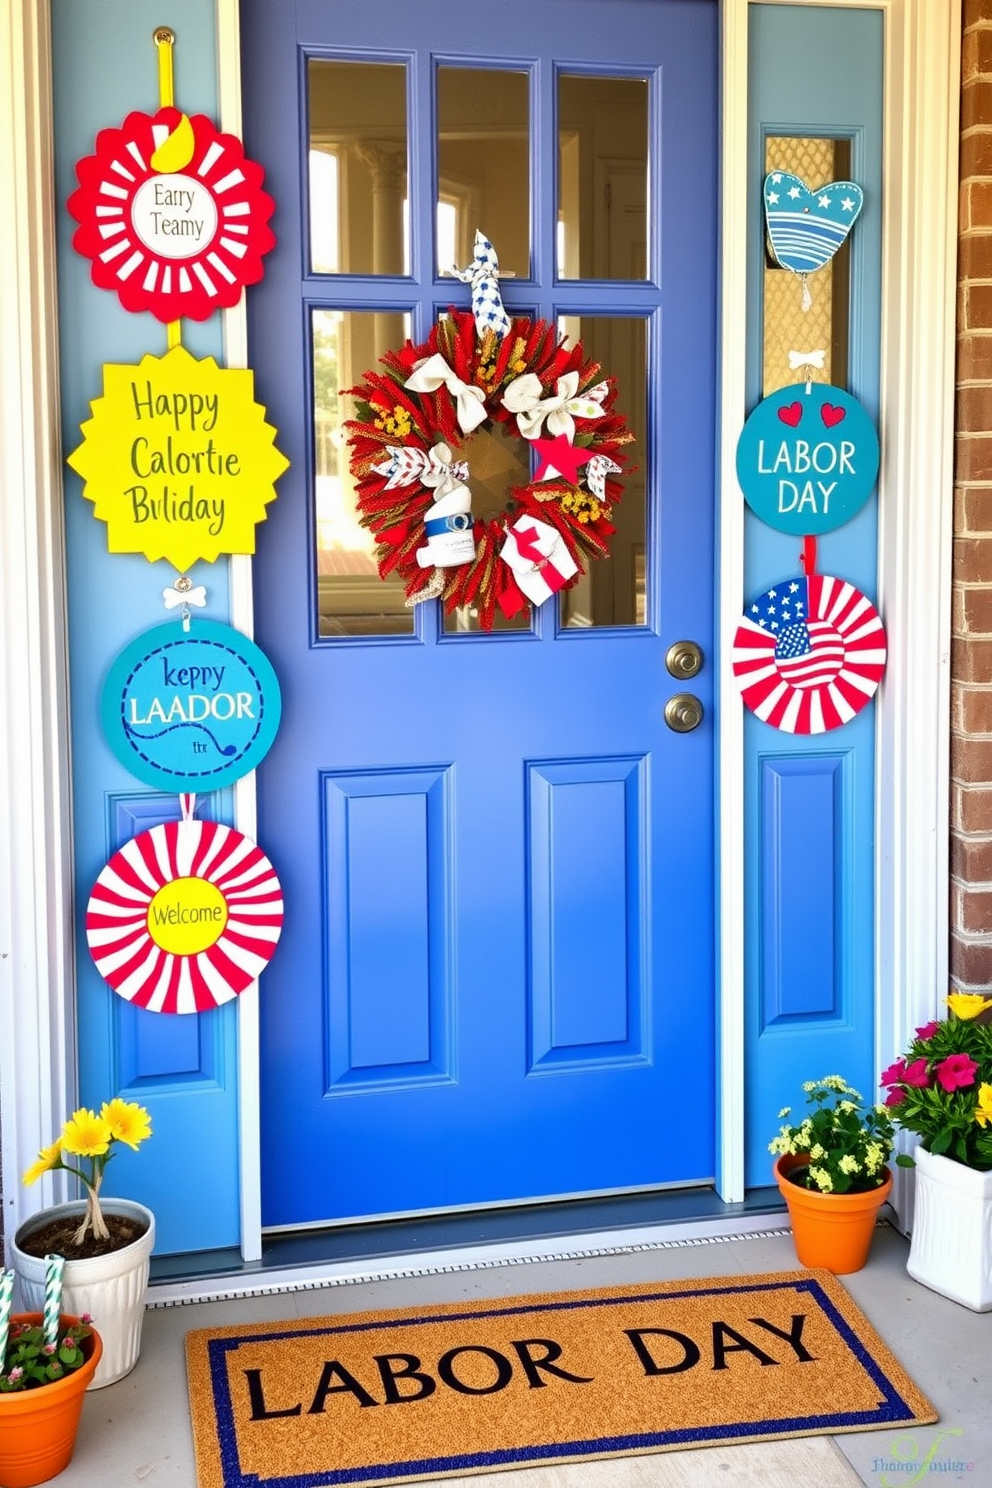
[146,876,229,956]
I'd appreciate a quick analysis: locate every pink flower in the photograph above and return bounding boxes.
[42,1343,56,1356]
[7,1368,23,1382]
[880,1058,906,1087]
[935,1053,979,1092]
[902,1058,931,1087]
[884,1086,907,1107]
[915,1021,940,1041]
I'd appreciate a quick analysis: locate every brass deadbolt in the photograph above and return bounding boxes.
[666,640,704,679]
[664,693,704,733]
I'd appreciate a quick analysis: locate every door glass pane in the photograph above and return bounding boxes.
[560,316,648,628]
[309,59,409,275]
[436,68,530,279]
[558,75,649,280]
[442,417,534,634]
[762,136,851,395]
[313,309,414,636]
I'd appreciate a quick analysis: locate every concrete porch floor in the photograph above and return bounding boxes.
[54,1224,991,1488]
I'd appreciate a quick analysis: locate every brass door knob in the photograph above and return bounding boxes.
[666,640,704,679]
[665,693,703,733]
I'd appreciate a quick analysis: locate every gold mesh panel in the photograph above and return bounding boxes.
[763,137,849,396]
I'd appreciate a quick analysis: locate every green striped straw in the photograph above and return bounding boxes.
[0,1269,13,1369]
[42,1253,65,1347]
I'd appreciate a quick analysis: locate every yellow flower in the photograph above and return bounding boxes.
[947,992,990,1021]
[100,1098,152,1150]
[809,1166,833,1192]
[974,1083,992,1128]
[22,1139,63,1186]
[839,1155,861,1174]
[809,1144,825,1160]
[60,1107,112,1158]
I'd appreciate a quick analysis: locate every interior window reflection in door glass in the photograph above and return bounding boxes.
[436,67,530,279]
[313,309,414,636]
[309,59,409,276]
[558,74,649,281]
[559,315,648,629]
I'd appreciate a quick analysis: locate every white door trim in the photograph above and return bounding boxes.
[0,0,75,1248]
[0,0,958,1256]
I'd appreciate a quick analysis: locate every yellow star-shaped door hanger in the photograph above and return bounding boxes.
[68,345,289,571]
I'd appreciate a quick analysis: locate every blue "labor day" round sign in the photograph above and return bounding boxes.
[101,619,281,792]
[735,383,879,535]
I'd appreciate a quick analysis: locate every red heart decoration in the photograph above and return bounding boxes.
[821,403,846,428]
[777,402,803,427]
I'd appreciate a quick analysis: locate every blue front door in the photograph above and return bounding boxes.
[242,0,718,1227]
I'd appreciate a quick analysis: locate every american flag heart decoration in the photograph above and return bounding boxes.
[732,573,886,734]
[85,818,283,1012]
[764,172,863,309]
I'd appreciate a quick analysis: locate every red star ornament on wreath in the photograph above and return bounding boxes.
[347,309,633,630]
[85,814,284,1013]
[732,572,886,734]
[68,107,275,322]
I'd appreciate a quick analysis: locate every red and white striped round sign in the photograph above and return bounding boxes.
[732,573,886,734]
[85,818,283,1013]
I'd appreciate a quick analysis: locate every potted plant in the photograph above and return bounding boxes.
[769,1075,900,1274]
[13,1098,154,1387]
[880,991,992,1311]
[0,1277,103,1488]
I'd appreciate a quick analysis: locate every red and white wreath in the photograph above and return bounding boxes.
[347,297,634,631]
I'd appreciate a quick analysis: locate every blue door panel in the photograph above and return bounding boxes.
[52,0,241,1254]
[744,5,884,1183]
[243,0,718,1225]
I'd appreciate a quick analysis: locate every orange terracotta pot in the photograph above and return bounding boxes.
[0,1314,102,1488]
[774,1154,892,1275]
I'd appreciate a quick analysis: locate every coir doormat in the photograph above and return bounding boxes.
[185,1270,936,1488]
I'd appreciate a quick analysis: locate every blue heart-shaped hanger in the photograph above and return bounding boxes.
[764,171,864,277]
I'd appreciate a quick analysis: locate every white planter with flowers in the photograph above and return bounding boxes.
[881,992,992,1313]
[14,1100,155,1387]
[906,1147,992,1312]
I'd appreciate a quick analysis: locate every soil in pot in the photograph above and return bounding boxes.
[15,1213,147,1261]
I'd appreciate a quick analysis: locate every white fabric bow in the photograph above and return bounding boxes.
[788,348,826,370]
[374,442,469,497]
[585,454,622,501]
[501,371,608,442]
[405,354,488,433]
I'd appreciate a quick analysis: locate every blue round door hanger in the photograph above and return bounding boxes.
[735,383,879,536]
[101,619,281,792]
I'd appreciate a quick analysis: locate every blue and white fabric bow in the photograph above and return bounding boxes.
[374,442,470,497]
[585,454,622,501]
[405,354,487,433]
[502,370,609,442]
[451,230,511,340]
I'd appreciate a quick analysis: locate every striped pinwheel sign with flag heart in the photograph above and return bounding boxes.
[732,573,886,734]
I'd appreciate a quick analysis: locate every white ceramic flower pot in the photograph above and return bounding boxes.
[11,1198,155,1387]
[907,1147,992,1312]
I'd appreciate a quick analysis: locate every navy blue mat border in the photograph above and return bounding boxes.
[201,1277,925,1488]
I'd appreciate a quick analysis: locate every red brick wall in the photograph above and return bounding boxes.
[954,0,992,989]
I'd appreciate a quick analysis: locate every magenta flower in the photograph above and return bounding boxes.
[880,1058,906,1087]
[935,1053,979,1092]
[914,1021,940,1041]
[884,1086,907,1107]
[902,1058,931,1087]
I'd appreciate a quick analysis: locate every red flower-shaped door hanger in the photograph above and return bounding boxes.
[68,107,275,322]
